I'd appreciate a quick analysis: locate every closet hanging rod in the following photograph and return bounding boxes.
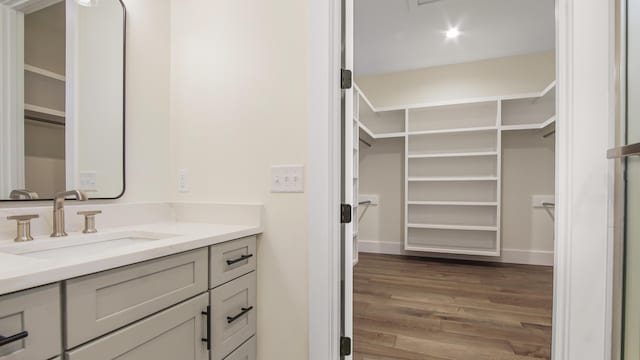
[359,138,372,147]
[25,116,65,127]
[358,200,372,205]
[543,130,555,138]
[542,202,555,208]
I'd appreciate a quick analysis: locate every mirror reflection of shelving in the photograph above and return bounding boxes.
[23,2,67,197]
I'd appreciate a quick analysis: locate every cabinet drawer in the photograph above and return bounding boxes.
[65,249,208,348]
[67,293,209,360]
[0,284,61,360]
[210,236,256,288]
[225,336,256,360]
[210,272,256,360]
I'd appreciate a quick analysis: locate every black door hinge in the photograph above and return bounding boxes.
[340,336,352,356]
[341,204,352,224]
[341,69,352,89]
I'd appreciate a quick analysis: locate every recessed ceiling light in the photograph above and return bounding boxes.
[446,27,460,39]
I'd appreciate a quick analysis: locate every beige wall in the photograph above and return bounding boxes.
[502,132,555,254]
[359,138,404,247]
[169,1,308,359]
[356,51,555,109]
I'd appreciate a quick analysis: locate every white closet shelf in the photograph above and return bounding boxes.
[358,122,405,139]
[501,116,556,131]
[407,126,497,136]
[408,176,498,182]
[375,132,405,139]
[24,64,66,82]
[24,104,65,118]
[408,201,498,206]
[407,224,498,231]
[408,151,498,159]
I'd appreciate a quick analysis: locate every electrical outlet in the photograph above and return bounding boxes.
[178,169,189,192]
[79,171,98,192]
[271,165,304,193]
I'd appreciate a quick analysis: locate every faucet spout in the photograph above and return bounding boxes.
[9,189,39,200]
[51,190,88,237]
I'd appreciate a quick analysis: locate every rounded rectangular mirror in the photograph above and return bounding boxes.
[0,0,125,201]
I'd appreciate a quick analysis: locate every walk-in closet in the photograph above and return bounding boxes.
[349,0,556,358]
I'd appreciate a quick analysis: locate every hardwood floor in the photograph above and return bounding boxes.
[353,253,553,360]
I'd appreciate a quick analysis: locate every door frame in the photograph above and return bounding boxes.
[308,0,616,359]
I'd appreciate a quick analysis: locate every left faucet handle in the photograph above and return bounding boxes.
[6,214,39,242]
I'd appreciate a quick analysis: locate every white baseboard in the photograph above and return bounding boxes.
[358,240,554,266]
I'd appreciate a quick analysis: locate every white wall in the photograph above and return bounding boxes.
[114,0,171,203]
[356,51,555,109]
[169,1,309,359]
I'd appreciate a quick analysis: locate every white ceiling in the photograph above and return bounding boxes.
[355,0,555,76]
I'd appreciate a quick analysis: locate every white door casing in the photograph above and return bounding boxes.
[310,0,616,359]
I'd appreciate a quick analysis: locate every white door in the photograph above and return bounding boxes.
[340,0,355,358]
[622,0,640,357]
[613,0,640,357]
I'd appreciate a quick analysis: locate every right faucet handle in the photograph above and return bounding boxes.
[6,214,39,242]
[77,210,102,234]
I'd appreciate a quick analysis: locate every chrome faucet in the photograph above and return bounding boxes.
[51,190,88,237]
[9,189,39,200]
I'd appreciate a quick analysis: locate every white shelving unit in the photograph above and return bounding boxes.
[354,81,556,257]
[352,90,360,266]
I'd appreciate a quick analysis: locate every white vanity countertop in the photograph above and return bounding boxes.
[0,222,261,295]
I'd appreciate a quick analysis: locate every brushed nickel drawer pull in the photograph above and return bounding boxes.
[226,254,253,266]
[227,306,254,324]
[0,331,28,347]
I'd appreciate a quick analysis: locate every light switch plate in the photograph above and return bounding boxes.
[271,165,304,193]
[79,171,98,192]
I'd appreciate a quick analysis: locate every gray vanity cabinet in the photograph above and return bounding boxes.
[210,236,257,288]
[210,272,257,360]
[66,293,209,360]
[0,284,61,360]
[209,236,257,360]
[225,336,256,360]
[65,248,208,349]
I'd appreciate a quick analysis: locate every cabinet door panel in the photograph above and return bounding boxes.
[67,293,209,360]
[66,249,208,348]
[210,272,257,360]
[210,236,257,288]
[0,284,61,360]
[225,336,256,360]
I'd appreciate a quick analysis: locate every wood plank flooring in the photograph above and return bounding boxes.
[353,253,553,360]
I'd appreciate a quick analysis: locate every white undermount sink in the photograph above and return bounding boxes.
[0,231,178,260]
